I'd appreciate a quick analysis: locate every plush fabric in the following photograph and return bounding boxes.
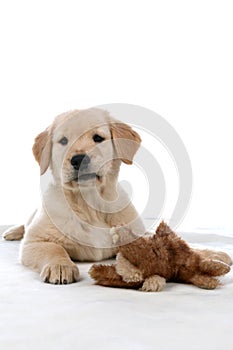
[1,226,233,350]
[89,222,231,290]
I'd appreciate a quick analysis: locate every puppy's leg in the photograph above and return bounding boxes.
[194,248,232,266]
[20,242,80,284]
[3,225,25,241]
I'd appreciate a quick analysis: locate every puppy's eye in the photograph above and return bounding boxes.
[93,134,105,143]
[59,136,68,145]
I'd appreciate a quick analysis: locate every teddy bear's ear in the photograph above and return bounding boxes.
[156,221,173,236]
[110,122,141,164]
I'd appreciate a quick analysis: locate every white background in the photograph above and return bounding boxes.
[0,0,232,231]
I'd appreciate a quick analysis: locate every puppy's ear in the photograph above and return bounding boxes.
[32,127,52,175]
[110,122,141,164]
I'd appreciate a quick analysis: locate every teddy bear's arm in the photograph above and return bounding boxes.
[116,252,144,283]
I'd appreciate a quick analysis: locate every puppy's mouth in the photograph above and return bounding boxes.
[64,171,102,188]
[74,172,101,182]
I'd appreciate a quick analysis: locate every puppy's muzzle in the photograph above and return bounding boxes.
[70,154,90,171]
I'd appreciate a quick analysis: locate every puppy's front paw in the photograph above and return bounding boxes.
[40,263,80,284]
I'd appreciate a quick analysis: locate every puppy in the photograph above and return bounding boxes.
[4,108,145,284]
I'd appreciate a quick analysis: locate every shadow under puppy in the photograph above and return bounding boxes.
[89,222,231,291]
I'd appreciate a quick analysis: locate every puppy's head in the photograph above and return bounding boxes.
[32,108,141,191]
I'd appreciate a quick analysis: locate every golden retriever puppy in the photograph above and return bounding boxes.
[4,108,145,284]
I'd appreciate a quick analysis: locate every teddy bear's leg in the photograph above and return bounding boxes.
[189,274,219,289]
[116,252,144,283]
[140,275,166,292]
[198,259,230,276]
[194,248,232,266]
[89,264,120,285]
[89,264,142,288]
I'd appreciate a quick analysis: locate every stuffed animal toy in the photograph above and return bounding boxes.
[89,222,231,291]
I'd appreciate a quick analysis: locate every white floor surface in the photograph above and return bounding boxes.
[1,226,233,350]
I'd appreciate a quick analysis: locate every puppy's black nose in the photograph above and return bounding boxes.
[70,154,90,170]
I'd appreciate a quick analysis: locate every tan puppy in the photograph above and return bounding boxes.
[4,108,145,284]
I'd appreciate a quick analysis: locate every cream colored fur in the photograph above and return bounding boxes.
[4,108,145,284]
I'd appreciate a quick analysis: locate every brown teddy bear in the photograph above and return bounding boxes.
[89,222,231,291]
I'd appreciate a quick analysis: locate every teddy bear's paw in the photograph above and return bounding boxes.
[199,259,230,277]
[116,252,144,282]
[211,252,232,266]
[140,275,166,292]
[190,275,220,289]
[195,249,232,266]
[122,270,144,283]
